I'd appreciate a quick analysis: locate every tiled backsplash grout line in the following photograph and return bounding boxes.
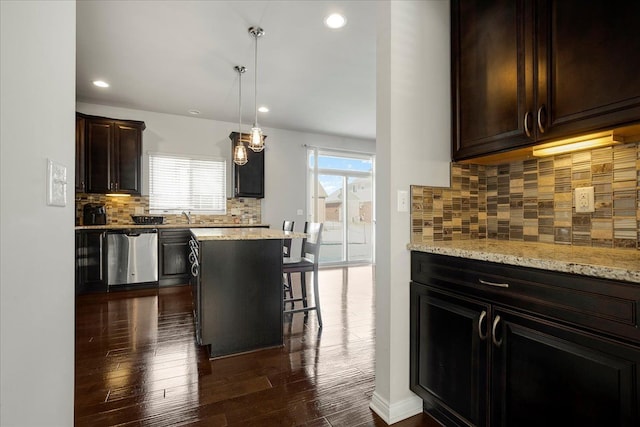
[411,141,640,250]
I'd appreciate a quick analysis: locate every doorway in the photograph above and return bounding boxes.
[307,147,375,266]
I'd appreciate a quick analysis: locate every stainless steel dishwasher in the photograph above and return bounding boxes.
[106,229,158,287]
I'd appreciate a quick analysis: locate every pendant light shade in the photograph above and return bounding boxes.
[233,65,248,166]
[248,26,265,152]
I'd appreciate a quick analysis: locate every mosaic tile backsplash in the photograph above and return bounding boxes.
[411,141,640,249]
[75,195,261,226]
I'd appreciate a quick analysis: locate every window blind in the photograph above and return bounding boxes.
[149,153,226,214]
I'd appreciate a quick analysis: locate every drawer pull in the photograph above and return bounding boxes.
[492,315,502,347]
[478,310,488,340]
[479,279,509,288]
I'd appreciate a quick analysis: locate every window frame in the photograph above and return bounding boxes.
[148,152,227,215]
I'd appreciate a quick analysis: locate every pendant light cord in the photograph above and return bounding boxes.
[233,65,248,165]
[253,31,259,127]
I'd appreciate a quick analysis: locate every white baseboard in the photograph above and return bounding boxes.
[369,391,423,425]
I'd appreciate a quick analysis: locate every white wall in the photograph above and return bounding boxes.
[1,1,76,425]
[76,102,375,233]
[371,0,451,423]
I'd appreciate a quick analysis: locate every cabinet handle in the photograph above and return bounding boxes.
[537,105,546,134]
[492,315,502,347]
[99,232,105,280]
[115,182,118,191]
[523,111,532,138]
[191,263,199,277]
[479,278,509,288]
[478,310,488,340]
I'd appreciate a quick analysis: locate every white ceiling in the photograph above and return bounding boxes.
[76,0,377,140]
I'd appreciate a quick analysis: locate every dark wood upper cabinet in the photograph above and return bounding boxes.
[451,0,640,161]
[229,131,265,199]
[536,0,640,140]
[75,114,86,193]
[451,0,534,161]
[113,123,143,194]
[78,113,145,195]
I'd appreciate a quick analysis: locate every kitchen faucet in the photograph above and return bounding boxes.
[182,211,192,224]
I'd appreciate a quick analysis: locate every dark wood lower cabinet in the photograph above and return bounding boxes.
[493,309,640,427]
[158,229,191,286]
[410,252,640,427]
[411,285,490,426]
[75,230,107,295]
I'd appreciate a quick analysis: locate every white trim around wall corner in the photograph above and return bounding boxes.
[369,391,423,424]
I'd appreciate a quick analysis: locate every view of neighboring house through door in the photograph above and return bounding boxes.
[307,147,375,266]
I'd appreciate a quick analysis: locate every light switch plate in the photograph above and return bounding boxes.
[397,190,408,212]
[47,159,67,207]
[575,186,595,213]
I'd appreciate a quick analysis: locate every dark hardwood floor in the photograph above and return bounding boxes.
[75,266,440,426]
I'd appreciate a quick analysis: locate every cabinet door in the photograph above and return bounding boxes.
[451,0,535,161]
[492,308,640,427]
[76,230,107,294]
[113,122,142,194]
[230,132,265,198]
[160,241,189,277]
[85,120,113,193]
[75,115,86,193]
[159,229,191,285]
[410,282,491,427]
[536,0,640,141]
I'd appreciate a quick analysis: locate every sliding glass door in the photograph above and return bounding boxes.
[308,148,375,265]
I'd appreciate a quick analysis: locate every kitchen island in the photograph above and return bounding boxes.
[190,227,306,358]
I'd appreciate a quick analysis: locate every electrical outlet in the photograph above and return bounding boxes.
[574,186,595,213]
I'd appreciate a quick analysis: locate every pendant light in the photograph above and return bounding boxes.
[248,26,265,152]
[233,65,248,166]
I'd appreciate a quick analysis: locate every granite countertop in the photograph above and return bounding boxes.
[191,227,307,241]
[408,240,640,284]
[75,223,269,230]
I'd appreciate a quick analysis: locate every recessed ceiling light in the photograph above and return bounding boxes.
[92,80,109,88]
[188,109,201,115]
[258,106,269,113]
[324,13,346,29]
